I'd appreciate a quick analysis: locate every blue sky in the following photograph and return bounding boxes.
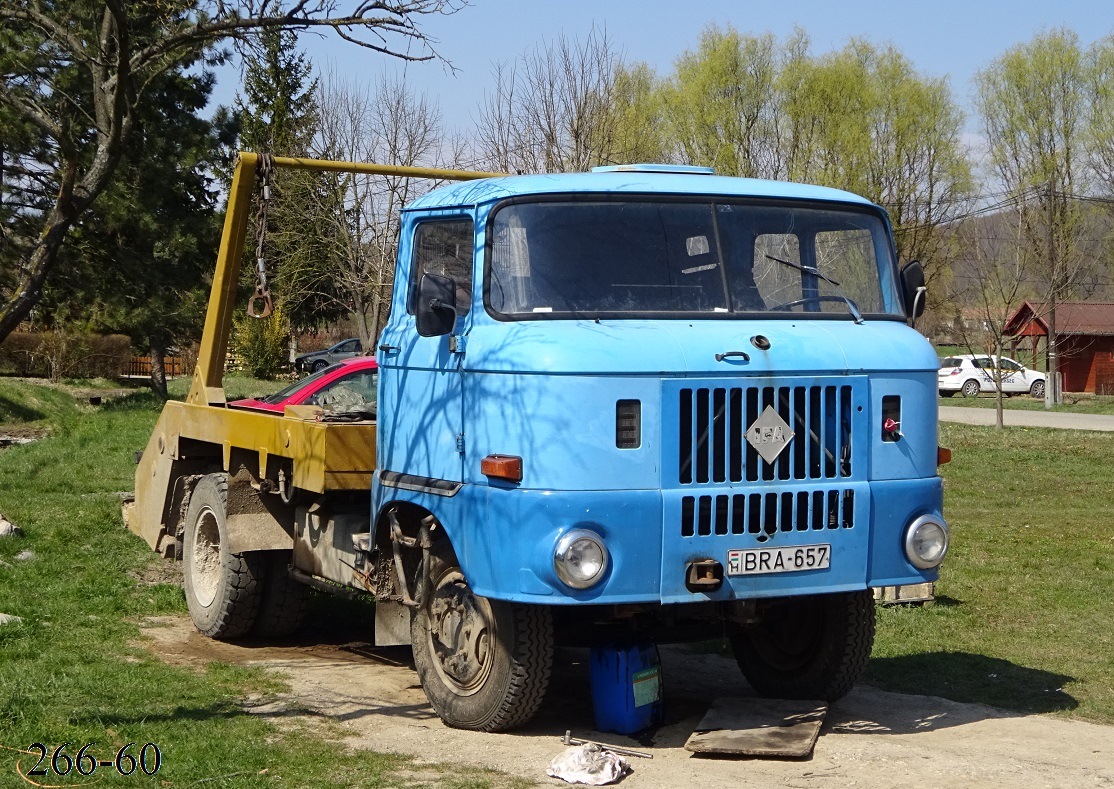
[211,0,1114,135]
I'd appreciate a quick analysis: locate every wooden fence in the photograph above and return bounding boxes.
[124,355,186,378]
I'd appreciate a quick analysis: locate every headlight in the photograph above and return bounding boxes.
[904,515,949,569]
[554,529,609,589]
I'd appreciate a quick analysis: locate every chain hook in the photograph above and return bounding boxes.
[249,153,275,318]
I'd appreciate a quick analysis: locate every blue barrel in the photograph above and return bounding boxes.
[589,642,663,734]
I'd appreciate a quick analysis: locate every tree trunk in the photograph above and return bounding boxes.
[994,338,1005,429]
[149,341,168,398]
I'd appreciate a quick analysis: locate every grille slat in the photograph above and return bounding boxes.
[681,489,856,538]
[679,383,854,485]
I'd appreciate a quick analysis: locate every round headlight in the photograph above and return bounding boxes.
[904,515,949,569]
[554,529,609,589]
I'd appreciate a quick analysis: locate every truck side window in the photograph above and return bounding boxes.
[410,219,474,316]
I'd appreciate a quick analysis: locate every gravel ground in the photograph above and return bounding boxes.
[141,616,1114,789]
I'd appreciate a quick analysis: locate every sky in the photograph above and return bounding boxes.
[210,0,1114,139]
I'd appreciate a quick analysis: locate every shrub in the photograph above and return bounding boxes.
[232,308,289,380]
[0,331,131,379]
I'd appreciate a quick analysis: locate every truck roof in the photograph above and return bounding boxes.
[403,167,877,213]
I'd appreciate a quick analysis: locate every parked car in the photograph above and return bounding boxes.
[293,338,363,373]
[938,354,1046,398]
[231,356,378,418]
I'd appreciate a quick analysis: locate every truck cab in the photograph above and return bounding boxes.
[372,164,947,730]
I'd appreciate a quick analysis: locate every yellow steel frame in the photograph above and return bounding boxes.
[129,153,503,552]
[188,152,503,408]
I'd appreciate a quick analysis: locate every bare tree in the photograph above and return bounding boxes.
[949,207,1037,427]
[300,69,445,345]
[0,1,457,343]
[475,27,631,173]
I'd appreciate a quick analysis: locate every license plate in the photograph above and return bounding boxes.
[727,544,831,576]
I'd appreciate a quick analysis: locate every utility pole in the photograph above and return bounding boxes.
[1045,181,1062,408]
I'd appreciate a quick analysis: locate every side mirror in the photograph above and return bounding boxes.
[900,260,926,320]
[416,272,457,338]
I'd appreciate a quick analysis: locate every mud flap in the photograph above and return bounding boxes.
[375,600,411,646]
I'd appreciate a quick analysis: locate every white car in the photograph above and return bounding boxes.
[938,354,1047,398]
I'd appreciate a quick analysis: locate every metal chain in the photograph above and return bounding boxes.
[247,153,275,318]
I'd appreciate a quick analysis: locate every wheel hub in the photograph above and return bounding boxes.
[191,507,222,608]
[426,571,495,695]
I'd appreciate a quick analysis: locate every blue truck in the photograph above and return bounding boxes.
[129,156,948,734]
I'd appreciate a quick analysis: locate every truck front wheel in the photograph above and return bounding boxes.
[411,551,553,731]
[182,474,265,639]
[727,590,875,701]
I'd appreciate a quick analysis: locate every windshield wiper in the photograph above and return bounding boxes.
[764,254,864,324]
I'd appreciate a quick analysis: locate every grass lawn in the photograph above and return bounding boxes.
[0,377,527,788]
[870,422,1114,721]
[1,376,1112,786]
[939,392,1114,415]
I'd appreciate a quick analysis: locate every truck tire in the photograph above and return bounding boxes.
[411,550,553,731]
[182,474,265,639]
[252,551,309,639]
[727,590,875,701]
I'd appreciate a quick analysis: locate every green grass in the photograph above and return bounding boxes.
[166,371,298,403]
[870,423,1114,721]
[2,377,1113,786]
[0,377,84,427]
[939,391,1114,415]
[0,381,526,788]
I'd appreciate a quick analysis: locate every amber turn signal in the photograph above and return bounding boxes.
[937,447,952,465]
[481,454,523,482]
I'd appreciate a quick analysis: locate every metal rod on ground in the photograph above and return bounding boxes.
[562,731,653,759]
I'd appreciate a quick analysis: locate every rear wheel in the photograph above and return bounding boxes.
[182,474,264,638]
[411,549,553,731]
[252,551,309,638]
[961,379,981,398]
[1030,380,1046,399]
[727,590,875,701]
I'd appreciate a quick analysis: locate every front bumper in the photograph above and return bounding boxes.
[381,477,945,605]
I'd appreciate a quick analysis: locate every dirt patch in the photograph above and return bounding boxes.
[128,559,183,588]
[0,424,50,445]
[139,616,1113,788]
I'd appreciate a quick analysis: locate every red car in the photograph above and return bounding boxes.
[229,356,378,419]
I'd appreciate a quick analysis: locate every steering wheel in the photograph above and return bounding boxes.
[767,294,860,312]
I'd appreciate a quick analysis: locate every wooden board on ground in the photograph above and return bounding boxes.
[684,697,827,758]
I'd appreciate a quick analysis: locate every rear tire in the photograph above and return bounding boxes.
[961,379,981,398]
[411,548,553,731]
[182,474,264,639]
[727,590,875,701]
[252,551,309,638]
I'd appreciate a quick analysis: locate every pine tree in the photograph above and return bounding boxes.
[234,29,344,338]
[39,57,231,395]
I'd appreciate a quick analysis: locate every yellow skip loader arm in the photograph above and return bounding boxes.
[128,153,501,557]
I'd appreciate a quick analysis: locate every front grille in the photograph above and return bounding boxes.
[681,489,855,538]
[678,384,854,484]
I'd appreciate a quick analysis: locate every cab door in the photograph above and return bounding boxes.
[377,216,475,484]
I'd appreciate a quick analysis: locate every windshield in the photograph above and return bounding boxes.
[486,199,903,319]
[261,364,342,403]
